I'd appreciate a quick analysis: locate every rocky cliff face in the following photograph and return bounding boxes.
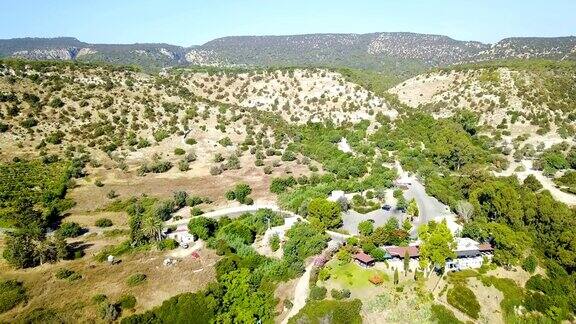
[1,34,575,72]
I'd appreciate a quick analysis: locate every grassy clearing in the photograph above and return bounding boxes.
[94,241,151,262]
[324,260,388,289]
[430,304,464,324]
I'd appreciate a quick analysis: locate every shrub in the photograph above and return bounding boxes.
[58,222,83,238]
[210,165,223,175]
[92,294,107,304]
[55,268,74,279]
[157,239,178,251]
[173,191,188,208]
[318,268,331,281]
[358,220,374,236]
[225,190,236,200]
[186,151,197,162]
[269,233,280,252]
[99,303,119,321]
[56,268,82,281]
[0,280,26,313]
[174,148,185,155]
[218,137,232,146]
[187,196,204,207]
[185,138,197,145]
[178,160,190,171]
[188,217,218,240]
[522,255,538,274]
[107,190,118,199]
[270,176,297,194]
[232,183,252,204]
[95,218,113,227]
[126,273,147,286]
[430,304,464,324]
[331,288,351,300]
[95,179,104,187]
[309,286,327,300]
[118,294,137,310]
[446,284,480,319]
[191,207,204,216]
[289,299,362,324]
[153,129,169,142]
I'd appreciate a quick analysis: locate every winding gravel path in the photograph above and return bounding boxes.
[281,263,314,324]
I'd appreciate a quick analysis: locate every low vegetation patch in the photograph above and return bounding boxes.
[288,299,363,324]
[430,304,464,324]
[446,284,481,319]
[0,280,26,313]
[55,268,82,281]
[126,273,147,286]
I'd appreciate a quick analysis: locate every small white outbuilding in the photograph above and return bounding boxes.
[166,224,194,246]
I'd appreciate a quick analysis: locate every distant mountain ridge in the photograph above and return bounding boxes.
[1,33,575,72]
[0,37,190,68]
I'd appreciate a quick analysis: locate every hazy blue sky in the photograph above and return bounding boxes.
[1,0,574,46]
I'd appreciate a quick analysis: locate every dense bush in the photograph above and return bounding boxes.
[283,222,328,264]
[121,291,218,324]
[269,233,280,252]
[522,255,537,273]
[307,198,342,229]
[0,280,26,313]
[157,238,178,250]
[309,286,327,300]
[330,288,351,300]
[446,284,480,319]
[430,304,463,324]
[188,217,218,240]
[118,294,137,310]
[57,222,83,238]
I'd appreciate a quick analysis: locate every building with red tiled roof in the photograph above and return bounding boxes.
[384,246,420,258]
[354,252,375,267]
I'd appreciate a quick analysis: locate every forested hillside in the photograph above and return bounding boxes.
[0,59,575,323]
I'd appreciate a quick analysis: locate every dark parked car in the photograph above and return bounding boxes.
[381,204,392,211]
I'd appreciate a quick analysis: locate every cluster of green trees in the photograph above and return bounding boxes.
[127,211,328,322]
[290,121,369,179]
[1,157,87,268]
[427,169,576,319]
[534,143,575,175]
[353,217,411,261]
[306,198,342,230]
[418,220,456,271]
[276,165,395,214]
[225,183,253,204]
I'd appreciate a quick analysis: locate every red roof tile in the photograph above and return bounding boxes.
[384,246,420,258]
[354,252,375,263]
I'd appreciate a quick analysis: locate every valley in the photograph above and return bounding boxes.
[0,34,575,324]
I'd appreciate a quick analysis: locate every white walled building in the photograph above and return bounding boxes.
[165,224,194,246]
